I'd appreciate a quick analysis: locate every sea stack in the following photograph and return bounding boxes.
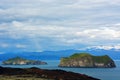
[59,53,116,68]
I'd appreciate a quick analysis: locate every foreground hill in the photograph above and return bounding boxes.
[59,53,116,68]
[0,66,100,80]
[2,57,47,65]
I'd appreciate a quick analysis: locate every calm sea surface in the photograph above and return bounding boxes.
[0,60,120,80]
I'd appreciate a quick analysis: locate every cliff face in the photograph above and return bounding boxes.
[59,53,116,68]
[2,57,47,65]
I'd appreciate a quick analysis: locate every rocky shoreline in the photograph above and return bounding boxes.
[0,66,100,80]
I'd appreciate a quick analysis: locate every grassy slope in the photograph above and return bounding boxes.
[61,53,112,64]
[3,57,35,64]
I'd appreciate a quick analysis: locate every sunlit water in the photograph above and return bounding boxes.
[0,60,120,80]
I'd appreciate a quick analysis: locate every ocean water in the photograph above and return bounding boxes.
[0,60,120,80]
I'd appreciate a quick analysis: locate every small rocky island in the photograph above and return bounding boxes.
[2,57,47,65]
[59,53,116,68]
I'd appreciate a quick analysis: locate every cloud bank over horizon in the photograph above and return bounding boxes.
[0,0,120,52]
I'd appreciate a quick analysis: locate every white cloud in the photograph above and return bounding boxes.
[1,21,120,46]
[87,45,120,50]
[15,44,26,48]
[0,0,120,51]
[0,43,9,48]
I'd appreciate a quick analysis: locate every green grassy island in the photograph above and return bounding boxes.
[2,57,47,65]
[59,53,116,68]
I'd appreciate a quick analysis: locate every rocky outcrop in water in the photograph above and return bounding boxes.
[2,57,47,65]
[59,53,116,68]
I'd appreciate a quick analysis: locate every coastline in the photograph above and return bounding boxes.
[0,60,120,80]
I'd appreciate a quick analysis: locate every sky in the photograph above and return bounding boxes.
[0,0,120,52]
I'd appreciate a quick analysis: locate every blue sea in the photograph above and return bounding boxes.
[0,60,120,80]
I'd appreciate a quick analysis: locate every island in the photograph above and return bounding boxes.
[0,66,100,80]
[2,56,47,65]
[59,53,116,68]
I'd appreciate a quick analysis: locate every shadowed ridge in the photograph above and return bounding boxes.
[0,66,100,80]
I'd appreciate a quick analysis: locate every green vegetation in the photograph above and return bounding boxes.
[69,53,92,58]
[3,57,29,64]
[67,53,112,64]
[61,53,93,63]
[92,55,112,64]
[59,52,116,68]
[3,57,31,65]
[2,57,47,65]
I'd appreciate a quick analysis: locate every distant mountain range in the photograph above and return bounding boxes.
[0,49,120,61]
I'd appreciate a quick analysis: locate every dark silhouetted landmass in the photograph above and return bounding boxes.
[0,66,100,80]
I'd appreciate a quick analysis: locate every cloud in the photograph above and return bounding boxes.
[15,44,26,48]
[87,45,120,50]
[0,43,9,48]
[1,20,120,51]
[0,0,120,25]
[2,21,120,43]
[0,0,120,51]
